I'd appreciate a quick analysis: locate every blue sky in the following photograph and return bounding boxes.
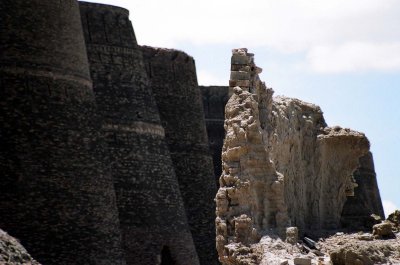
[82,0,399,216]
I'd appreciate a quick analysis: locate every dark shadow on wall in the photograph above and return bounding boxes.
[340,152,385,231]
[161,246,175,265]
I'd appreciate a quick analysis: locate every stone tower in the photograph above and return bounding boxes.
[141,46,218,265]
[341,152,385,229]
[200,86,230,184]
[0,1,125,264]
[79,3,200,265]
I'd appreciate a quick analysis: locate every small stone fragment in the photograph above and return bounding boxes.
[286,227,298,244]
[357,233,374,241]
[371,213,382,223]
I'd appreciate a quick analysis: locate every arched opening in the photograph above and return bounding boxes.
[161,246,175,265]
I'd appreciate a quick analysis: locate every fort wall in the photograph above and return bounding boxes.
[80,3,200,265]
[341,152,385,229]
[0,1,125,264]
[200,86,230,184]
[0,2,388,264]
[141,46,219,265]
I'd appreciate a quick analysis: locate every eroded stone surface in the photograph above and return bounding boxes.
[0,229,41,265]
[286,227,299,245]
[372,221,395,239]
[216,48,379,264]
[270,97,370,233]
[388,210,400,232]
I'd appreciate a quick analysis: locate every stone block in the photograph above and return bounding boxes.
[294,257,311,265]
[231,65,251,72]
[231,54,251,65]
[230,71,251,80]
[286,227,298,244]
[229,80,250,88]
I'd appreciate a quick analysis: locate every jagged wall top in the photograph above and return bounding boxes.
[216,48,380,264]
[229,48,263,94]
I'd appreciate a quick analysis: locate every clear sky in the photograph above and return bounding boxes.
[81,0,400,216]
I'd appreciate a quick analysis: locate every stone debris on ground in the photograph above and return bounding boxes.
[257,231,400,265]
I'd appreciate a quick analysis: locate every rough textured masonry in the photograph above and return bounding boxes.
[201,85,385,233]
[0,0,217,264]
[341,152,385,230]
[0,229,41,265]
[0,1,389,264]
[0,1,125,264]
[141,46,218,265]
[215,48,385,264]
[201,86,230,184]
[80,3,199,265]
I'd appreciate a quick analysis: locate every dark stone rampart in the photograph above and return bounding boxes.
[141,46,218,265]
[0,1,125,264]
[80,3,200,265]
[341,152,385,229]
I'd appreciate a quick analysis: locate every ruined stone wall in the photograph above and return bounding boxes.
[215,49,384,264]
[203,87,385,234]
[80,3,199,265]
[141,46,218,265]
[216,49,289,264]
[0,1,125,264]
[270,97,370,232]
[200,86,230,184]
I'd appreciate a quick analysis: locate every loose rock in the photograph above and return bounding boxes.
[373,221,395,238]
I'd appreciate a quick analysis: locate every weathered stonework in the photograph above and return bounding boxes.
[0,1,125,264]
[270,97,370,233]
[141,46,218,265]
[215,49,383,264]
[341,152,385,230]
[80,3,200,265]
[0,1,390,264]
[216,49,289,264]
[0,229,41,265]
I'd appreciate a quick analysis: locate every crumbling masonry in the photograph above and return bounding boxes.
[215,49,384,264]
[0,1,386,265]
[0,1,216,264]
